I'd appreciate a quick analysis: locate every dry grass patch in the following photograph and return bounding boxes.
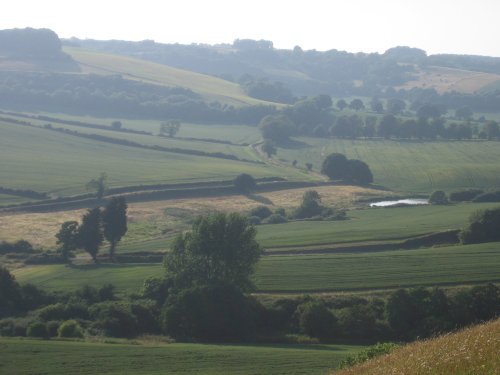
[0,185,383,248]
[334,318,500,375]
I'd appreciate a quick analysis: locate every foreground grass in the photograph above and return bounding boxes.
[333,318,500,375]
[13,242,500,294]
[0,338,362,375]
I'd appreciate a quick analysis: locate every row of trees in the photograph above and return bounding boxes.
[56,197,127,261]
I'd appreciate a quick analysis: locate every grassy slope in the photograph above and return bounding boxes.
[277,138,500,193]
[65,47,272,107]
[396,65,500,94]
[0,120,300,197]
[334,318,500,375]
[13,242,500,294]
[0,338,362,375]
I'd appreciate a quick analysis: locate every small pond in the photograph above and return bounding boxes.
[369,198,429,207]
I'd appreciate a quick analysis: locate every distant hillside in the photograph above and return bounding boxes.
[0,28,283,122]
[334,318,500,375]
[64,47,271,107]
[0,28,78,71]
[70,39,500,97]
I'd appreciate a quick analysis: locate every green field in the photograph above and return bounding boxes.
[277,138,500,193]
[0,120,301,198]
[113,203,500,252]
[257,203,499,248]
[0,338,362,375]
[4,111,263,144]
[65,47,272,107]
[13,242,500,294]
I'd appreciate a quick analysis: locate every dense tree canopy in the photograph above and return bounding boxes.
[321,153,373,185]
[164,212,262,291]
[102,197,128,258]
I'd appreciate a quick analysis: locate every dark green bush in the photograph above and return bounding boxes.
[27,321,48,338]
[338,342,399,369]
[46,320,60,337]
[247,216,262,225]
[161,283,258,341]
[297,301,336,340]
[429,190,448,205]
[89,302,139,338]
[249,206,273,219]
[264,214,287,224]
[58,320,84,338]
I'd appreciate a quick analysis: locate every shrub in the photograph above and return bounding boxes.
[297,301,336,340]
[36,302,88,321]
[249,205,273,219]
[46,320,60,337]
[429,190,448,205]
[264,214,287,224]
[460,207,500,244]
[338,342,400,369]
[89,302,138,338]
[274,207,286,216]
[247,216,262,225]
[58,320,84,338]
[161,283,257,341]
[233,173,256,193]
[27,321,48,338]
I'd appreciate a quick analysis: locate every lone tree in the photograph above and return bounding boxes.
[294,190,323,219]
[429,190,448,205]
[78,208,103,262]
[55,221,80,259]
[321,153,373,185]
[164,212,262,291]
[233,173,256,193]
[321,153,350,180]
[258,114,294,143]
[160,119,181,137]
[102,197,128,258]
[336,99,347,111]
[261,140,277,158]
[86,173,107,200]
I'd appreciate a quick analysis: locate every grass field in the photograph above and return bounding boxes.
[277,138,500,193]
[0,338,363,375]
[65,47,272,107]
[13,241,500,294]
[3,111,263,144]
[257,202,498,248]
[0,120,302,198]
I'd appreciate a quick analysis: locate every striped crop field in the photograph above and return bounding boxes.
[13,242,500,294]
[0,338,363,375]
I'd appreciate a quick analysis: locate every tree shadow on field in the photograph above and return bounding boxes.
[66,262,157,270]
[246,194,274,205]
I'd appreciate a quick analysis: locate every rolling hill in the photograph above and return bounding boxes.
[64,47,272,107]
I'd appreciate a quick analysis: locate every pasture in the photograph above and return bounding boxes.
[0,338,363,375]
[13,242,500,294]
[0,120,298,199]
[277,138,500,193]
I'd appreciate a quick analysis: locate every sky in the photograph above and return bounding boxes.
[3,0,500,57]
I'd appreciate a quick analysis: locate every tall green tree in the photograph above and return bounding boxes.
[86,173,107,200]
[102,197,128,258]
[55,221,80,259]
[164,212,262,291]
[79,208,103,262]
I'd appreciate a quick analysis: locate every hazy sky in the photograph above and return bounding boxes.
[3,0,500,56]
